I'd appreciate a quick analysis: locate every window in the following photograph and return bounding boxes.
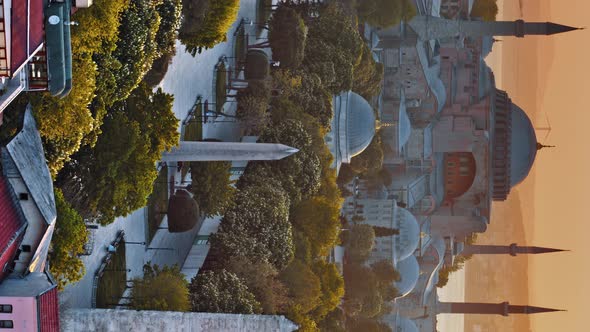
[0,320,13,328]
[18,193,28,201]
[21,245,31,253]
[0,305,11,313]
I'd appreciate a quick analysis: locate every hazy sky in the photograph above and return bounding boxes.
[491,1,590,331]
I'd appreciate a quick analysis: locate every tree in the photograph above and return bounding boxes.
[347,318,392,332]
[189,161,235,217]
[58,85,179,224]
[352,43,384,100]
[373,225,400,237]
[189,269,262,313]
[303,4,364,93]
[471,0,498,21]
[256,119,322,203]
[350,134,384,175]
[269,6,308,68]
[130,264,190,311]
[211,183,294,270]
[280,260,322,314]
[347,224,375,262]
[357,0,416,28]
[311,261,345,321]
[179,0,240,54]
[49,189,88,290]
[370,260,401,284]
[291,196,341,257]
[226,257,290,314]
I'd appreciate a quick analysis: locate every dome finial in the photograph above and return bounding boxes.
[536,142,555,150]
[376,120,395,130]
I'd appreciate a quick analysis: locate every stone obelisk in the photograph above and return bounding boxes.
[161,141,299,162]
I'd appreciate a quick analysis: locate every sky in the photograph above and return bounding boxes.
[490,0,589,331]
[439,1,590,331]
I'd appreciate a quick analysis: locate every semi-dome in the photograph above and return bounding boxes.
[396,316,419,332]
[394,206,420,261]
[395,255,420,298]
[326,91,376,173]
[509,104,538,186]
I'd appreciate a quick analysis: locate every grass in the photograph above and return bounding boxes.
[256,0,273,36]
[215,63,227,114]
[146,165,169,243]
[96,241,127,308]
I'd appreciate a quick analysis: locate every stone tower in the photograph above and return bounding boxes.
[438,301,564,316]
[461,243,567,256]
[408,16,581,41]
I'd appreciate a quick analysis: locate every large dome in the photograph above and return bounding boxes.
[394,206,420,261]
[509,104,538,186]
[396,317,419,332]
[332,91,376,164]
[396,255,420,298]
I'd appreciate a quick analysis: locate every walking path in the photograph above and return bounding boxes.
[59,0,275,309]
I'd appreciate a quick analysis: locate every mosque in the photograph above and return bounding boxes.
[326,5,580,331]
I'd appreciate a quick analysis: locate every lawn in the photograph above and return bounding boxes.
[146,165,169,243]
[96,241,127,308]
[215,63,227,114]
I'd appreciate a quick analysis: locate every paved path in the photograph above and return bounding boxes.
[59,0,271,309]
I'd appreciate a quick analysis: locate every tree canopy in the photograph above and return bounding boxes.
[347,224,376,262]
[189,161,235,217]
[190,269,262,314]
[179,0,240,54]
[58,84,179,224]
[269,6,308,68]
[49,189,88,290]
[130,264,190,311]
[470,0,498,21]
[356,0,416,28]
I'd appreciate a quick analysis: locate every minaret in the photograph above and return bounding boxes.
[461,243,567,257]
[438,301,564,316]
[408,16,582,41]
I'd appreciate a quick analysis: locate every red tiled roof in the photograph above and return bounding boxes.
[11,0,46,73]
[0,176,26,280]
[0,232,23,281]
[38,287,59,332]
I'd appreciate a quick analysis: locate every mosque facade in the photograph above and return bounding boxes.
[327,2,579,330]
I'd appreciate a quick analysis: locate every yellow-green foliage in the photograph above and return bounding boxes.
[179,0,240,54]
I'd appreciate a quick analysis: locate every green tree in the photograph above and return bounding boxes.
[179,0,240,54]
[280,260,322,314]
[58,85,179,224]
[303,4,364,93]
[49,189,88,290]
[226,257,290,314]
[211,183,294,270]
[357,0,416,28]
[370,260,401,283]
[347,318,392,332]
[190,269,262,313]
[311,261,345,321]
[350,134,384,175]
[373,225,400,237]
[130,264,190,311]
[269,6,308,68]
[471,0,498,21]
[256,119,322,203]
[347,224,375,262]
[189,161,235,217]
[352,43,384,99]
[291,196,341,257]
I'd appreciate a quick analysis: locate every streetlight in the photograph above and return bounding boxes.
[125,241,146,246]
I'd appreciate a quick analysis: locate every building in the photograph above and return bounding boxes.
[0,105,60,331]
[60,309,298,332]
[0,0,92,118]
[346,8,579,330]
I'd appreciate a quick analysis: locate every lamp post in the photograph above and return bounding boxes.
[125,241,146,246]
